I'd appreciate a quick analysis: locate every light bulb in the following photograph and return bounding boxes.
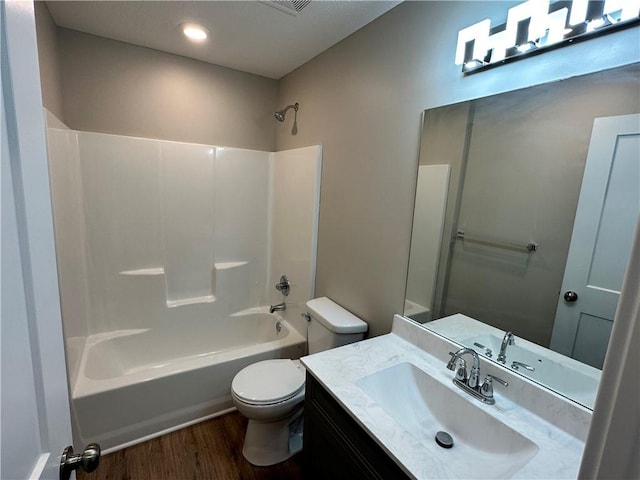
[181,23,209,42]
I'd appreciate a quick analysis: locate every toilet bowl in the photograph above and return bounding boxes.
[231,297,367,466]
[231,359,306,466]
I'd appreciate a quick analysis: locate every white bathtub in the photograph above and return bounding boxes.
[72,310,306,452]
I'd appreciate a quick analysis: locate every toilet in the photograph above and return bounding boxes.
[231,296,368,466]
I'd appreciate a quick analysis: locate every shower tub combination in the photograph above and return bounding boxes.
[73,309,305,452]
[45,124,321,453]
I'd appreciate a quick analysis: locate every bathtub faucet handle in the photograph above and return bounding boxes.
[275,275,290,296]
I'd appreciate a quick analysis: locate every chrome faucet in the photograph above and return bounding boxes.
[447,347,507,405]
[270,302,286,313]
[497,331,515,363]
[447,347,481,388]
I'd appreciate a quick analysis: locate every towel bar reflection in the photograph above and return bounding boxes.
[456,231,538,253]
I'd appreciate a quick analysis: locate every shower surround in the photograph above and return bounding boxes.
[46,117,321,451]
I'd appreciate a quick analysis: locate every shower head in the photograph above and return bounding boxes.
[274,103,299,122]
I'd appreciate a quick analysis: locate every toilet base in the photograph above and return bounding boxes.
[242,406,304,466]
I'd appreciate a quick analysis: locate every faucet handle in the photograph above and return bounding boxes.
[486,374,508,387]
[473,342,493,358]
[511,361,535,372]
[275,275,290,296]
[446,351,457,370]
[480,374,508,400]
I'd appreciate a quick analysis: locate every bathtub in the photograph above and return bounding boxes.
[72,310,306,452]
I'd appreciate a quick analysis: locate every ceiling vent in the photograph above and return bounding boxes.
[262,0,312,16]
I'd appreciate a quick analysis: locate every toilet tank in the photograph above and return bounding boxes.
[306,297,368,354]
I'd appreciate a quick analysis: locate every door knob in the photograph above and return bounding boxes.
[60,443,101,480]
[563,291,578,302]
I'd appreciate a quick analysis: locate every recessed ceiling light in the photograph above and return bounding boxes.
[181,23,209,42]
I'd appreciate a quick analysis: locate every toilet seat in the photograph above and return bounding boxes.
[232,359,305,406]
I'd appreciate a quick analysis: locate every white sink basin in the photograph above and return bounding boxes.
[356,362,539,479]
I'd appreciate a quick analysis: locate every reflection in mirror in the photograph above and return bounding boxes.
[405,64,640,409]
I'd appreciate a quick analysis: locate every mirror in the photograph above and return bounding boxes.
[405,63,640,409]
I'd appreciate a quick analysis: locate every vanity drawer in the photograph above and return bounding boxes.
[303,373,409,480]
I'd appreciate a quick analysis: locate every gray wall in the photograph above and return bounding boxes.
[34,1,64,120]
[276,1,640,337]
[57,28,278,151]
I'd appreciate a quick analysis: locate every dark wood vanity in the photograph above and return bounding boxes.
[302,373,410,480]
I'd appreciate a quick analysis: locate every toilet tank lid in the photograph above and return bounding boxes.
[306,297,368,334]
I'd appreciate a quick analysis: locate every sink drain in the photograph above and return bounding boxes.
[435,431,454,449]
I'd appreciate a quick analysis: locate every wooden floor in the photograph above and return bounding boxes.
[79,412,303,480]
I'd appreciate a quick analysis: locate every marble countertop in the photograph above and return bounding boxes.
[301,315,589,480]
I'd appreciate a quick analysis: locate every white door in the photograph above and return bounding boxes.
[1,1,73,478]
[550,114,640,369]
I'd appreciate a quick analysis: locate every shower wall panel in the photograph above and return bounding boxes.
[161,142,216,307]
[47,129,276,336]
[269,146,322,335]
[405,164,450,323]
[46,121,322,383]
[46,127,88,387]
[78,133,164,334]
[214,148,270,314]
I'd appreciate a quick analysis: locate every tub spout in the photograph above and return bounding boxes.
[270,302,286,313]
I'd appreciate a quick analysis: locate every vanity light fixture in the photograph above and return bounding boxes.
[586,15,614,32]
[516,41,537,53]
[455,0,640,75]
[462,59,485,73]
[181,23,209,42]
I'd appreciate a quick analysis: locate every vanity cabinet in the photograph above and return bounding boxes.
[303,373,409,480]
